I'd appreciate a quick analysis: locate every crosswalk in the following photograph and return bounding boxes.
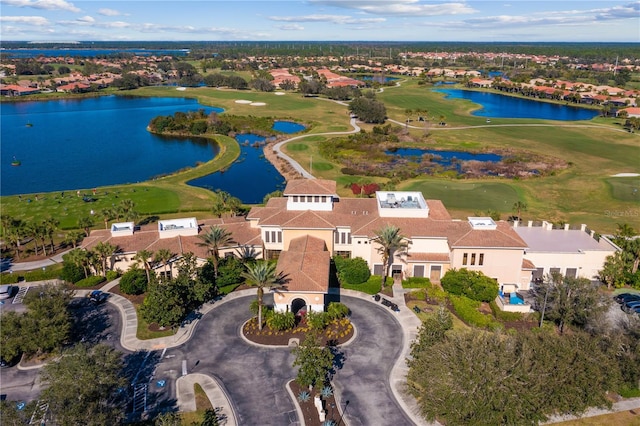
[13,286,29,304]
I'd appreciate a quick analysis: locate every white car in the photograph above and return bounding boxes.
[0,285,14,300]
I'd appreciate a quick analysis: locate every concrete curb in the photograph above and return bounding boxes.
[176,373,238,426]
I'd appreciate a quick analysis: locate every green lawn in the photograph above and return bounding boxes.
[401,180,521,213]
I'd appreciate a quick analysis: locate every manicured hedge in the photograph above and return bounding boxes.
[0,265,63,284]
[74,275,106,288]
[441,268,499,302]
[402,277,432,288]
[119,268,148,295]
[449,294,501,330]
[341,275,392,295]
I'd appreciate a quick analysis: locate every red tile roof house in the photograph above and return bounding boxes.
[56,82,91,93]
[81,179,618,314]
[618,107,640,118]
[0,84,40,96]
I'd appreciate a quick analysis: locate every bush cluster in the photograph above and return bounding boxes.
[333,256,371,285]
[266,311,296,331]
[441,268,499,302]
[74,275,106,288]
[448,295,501,329]
[119,268,148,295]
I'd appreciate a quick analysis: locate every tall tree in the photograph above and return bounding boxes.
[534,273,608,334]
[512,201,528,220]
[133,249,154,283]
[292,332,335,389]
[78,216,95,237]
[154,248,175,280]
[100,208,115,229]
[197,225,235,277]
[92,242,118,277]
[371,224,409,282]
[41,344,127,426]
[44,216,59,254]
[242,261,282,330]
[64,248,91,279]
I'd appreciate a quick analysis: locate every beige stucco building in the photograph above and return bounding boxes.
[81,179,619,314]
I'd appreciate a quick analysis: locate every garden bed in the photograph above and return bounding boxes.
[288,380,341,426]
[243,317,354,346]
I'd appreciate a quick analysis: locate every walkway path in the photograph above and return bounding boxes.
[271,117,361,179]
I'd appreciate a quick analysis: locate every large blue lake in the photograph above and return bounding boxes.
[434,89,599,120]
[1,96,222,196]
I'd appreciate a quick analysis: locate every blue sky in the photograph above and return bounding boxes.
[1,0,639,42]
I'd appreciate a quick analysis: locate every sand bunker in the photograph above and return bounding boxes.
[235,100,252,104]
[250,102,266,106]
[610,173,640,177]
[275,92,286,96]
[176,87,186,91]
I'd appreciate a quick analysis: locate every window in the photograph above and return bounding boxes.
[334,231,340,244]
[471,253,476,266]
[478,253,484,266]
[566,268,577,278]
[277,231,282,243]
[335,251,351,259]
[307,196,313,202]
[414,265,425,278]
[462,253,468,265]
[321,196,327,202]
[265,232,270,243]
[293,196,298,202]
[550,267,561,275]
[315,196,320,202]
[347,233,352,244]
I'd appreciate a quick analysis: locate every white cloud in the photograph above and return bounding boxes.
[308,0,477,16]
[277,23,305,31]
[1,0,79,12]
[269,14,385,24]
[594,1,640,20]
[0,15,49,25]
[98,8,127,17]
[76,15,94,23]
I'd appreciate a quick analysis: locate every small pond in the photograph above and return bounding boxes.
[360,75,399,83]
[386,148,502,166]
[433,89,599,121]
[272,121,306,133]
[187,134,285,204]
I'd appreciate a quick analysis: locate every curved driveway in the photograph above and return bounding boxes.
[164,294,413,426]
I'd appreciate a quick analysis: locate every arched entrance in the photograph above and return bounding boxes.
[291,298,307,315]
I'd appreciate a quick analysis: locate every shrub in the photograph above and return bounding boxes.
[61,262,85,284]
[489,300,524,322]
[441,268,499,302]
[266,311,296,331]
[216,256,245,287]
[74,275,106,288]
[327,302,350,320]
[119,268,148,295]
[334,256,370,285]
[402,277,432,288]
[105,270,120,282]
[449,295,501,329]
[306,311,329,330]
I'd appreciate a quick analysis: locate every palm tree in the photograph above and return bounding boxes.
[235,245,258,263]
[78,216,94,237]
[63,230,84,249]
[242,261,282,330]
[512,201,528,221]
[371,224,409,284]
[118,199,138,222]
[92,242,118,277]
[197,226,235,277]
[154,248,174,280]
[65,248,91,279]
[100,208,115,230]
[44,217,59,254]
[133,249,154,283]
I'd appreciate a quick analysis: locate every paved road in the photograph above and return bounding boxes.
[159,294,412,426]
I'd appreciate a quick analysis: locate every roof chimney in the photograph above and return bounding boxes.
[580,224,587,232]
[564,224,570,231]
[527,221,533,227]
[513,220,519,228]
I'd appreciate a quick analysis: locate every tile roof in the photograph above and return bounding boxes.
[276,235,330,292]
[522,258,537,270]
[283,179,337,196]
[406,252,450,262]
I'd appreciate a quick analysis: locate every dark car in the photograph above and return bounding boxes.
[87,290,108,304]
[614,293,640,304]
[0,354,21,368]
[622,300,640,313]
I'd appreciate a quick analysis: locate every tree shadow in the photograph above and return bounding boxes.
[68,298,113,345]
